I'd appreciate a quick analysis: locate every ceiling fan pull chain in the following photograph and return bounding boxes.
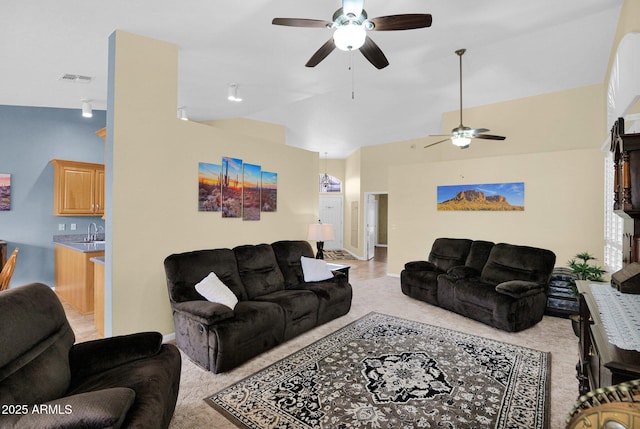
[350,50,356,100]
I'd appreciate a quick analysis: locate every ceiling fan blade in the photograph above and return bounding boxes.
[305,38,336,67]
[369,14,432,31]
[424,138,450,148]
[272,18,333,28]
[360,36,389,69]
[471,128,490,134]
[342,0,364,17]
[474,134,506,141]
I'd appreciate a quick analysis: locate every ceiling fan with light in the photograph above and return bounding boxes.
[425,49,506,149]
[272,0,432,69]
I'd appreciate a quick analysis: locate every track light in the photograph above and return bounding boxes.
[227,83,242,102]
[177,107,188,121]
[81,100,92,118]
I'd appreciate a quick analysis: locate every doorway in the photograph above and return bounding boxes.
[319,195,344,251]
[364,192,388,260]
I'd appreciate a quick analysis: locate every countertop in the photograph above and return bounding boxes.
[54,241,105,253]
[54,234,105,253]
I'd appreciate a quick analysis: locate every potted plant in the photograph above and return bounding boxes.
[567,251,606,293]
[567,251,606,336]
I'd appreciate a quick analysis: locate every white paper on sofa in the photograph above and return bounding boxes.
[301,256,334,282]
[195,272,238,309]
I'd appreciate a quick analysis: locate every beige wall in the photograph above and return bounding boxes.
[346,84,606,261]
[387,149,605,275]
[107,31,319,336]
[344,149,361,254]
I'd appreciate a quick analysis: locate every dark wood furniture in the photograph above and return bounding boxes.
[611,117,640,261]
[545,267,578,318]
[576,280,640,395]
[327,263,350,282]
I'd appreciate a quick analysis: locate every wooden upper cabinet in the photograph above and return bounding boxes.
[51,159,105,216]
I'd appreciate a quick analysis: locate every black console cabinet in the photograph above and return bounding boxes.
[576,281,640,395]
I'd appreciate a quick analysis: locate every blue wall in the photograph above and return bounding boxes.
[0,105,106,288]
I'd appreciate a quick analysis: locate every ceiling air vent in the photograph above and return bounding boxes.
[59,73,93,84]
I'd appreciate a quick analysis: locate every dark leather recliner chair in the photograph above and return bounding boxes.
[0,283,181,429]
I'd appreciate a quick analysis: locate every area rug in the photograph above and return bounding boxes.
[206,312,550,429]
[323,250,355,260]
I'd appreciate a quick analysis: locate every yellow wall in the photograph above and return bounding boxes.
[346,84,605,261]
[387,149,604,274]
[107,31,319,336]
[344,149,361,254]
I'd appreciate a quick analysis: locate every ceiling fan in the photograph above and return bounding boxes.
[425,49,506,149]
[272,0,432,69]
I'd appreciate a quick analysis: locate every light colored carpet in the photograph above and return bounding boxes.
[169,275,578,429]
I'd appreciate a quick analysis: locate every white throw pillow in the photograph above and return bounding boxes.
[195,272,238,310]
[300,256,334,282]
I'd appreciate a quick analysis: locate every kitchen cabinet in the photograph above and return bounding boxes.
[51,159,105,216]
[91,256,105,337]
[54,243,104,314]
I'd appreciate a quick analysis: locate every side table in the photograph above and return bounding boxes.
[326,263,350,282]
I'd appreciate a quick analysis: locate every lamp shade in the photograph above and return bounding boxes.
[307,223,335,241]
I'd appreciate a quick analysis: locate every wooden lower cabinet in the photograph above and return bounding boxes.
[54,245,104,314]
[93,259,105,337]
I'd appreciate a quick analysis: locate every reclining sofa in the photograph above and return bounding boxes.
[0,283,181,429]
[164,240,352,373]
[401,238,556,332]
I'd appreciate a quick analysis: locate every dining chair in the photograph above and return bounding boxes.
[0,247,19,291]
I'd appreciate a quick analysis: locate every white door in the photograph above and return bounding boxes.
[365,194,378,260]
[319,195,343,250]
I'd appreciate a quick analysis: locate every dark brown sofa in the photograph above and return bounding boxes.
[401,238,556,332]
[0,283,181,429]
[164,240,352,373]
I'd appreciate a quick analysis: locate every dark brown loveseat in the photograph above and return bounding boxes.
[401,238,556,332]
[0,283,181,429]
[164,240,352,373]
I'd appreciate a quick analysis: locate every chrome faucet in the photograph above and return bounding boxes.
[87,222,98,242]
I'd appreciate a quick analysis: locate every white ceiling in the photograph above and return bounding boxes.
[0,0,623,158]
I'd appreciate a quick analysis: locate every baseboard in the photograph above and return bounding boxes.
[387,272,400,278]
[163,332,176,343]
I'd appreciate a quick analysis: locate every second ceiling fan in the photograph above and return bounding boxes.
[425,49,506,149]
[272,0,432,69]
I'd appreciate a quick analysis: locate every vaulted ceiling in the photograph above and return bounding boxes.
[1,0,623,157]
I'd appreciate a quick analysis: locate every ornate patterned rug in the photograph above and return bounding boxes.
[322,250,355,260]
[206,312,550,429]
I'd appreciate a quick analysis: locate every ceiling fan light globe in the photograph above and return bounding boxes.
[452,136,471,147]
[333,24,366,51]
